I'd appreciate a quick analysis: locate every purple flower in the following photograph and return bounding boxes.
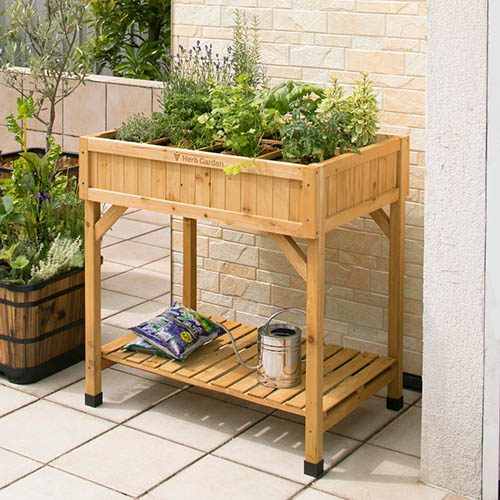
[34,191,50,202]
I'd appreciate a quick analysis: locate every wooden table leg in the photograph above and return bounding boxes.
[304,233,325,477]
[84,201,103,407]
[183,217,197,309]
[387,138,409,411]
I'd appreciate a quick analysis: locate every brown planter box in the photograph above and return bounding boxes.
[80,132,407,239]
[0,148,79,180]
[0,269,85,384]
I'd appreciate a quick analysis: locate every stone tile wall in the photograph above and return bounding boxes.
[0,0,425,374]
[171,0,426,374]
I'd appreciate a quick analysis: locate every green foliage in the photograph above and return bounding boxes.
[0,108,84,285]
[279,74,379,164]
[198,75,277,159]
[89,0,171,80]
[231,10,267,88]
[0,0,93,149]
[116,113,170,143]
[263,81,324,116]
[344,73,379,148]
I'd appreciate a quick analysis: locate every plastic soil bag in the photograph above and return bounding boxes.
[124,337,168,357]
[129,302,225,361]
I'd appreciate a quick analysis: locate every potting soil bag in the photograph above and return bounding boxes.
[124,337,169,357]
[129,302,225,361]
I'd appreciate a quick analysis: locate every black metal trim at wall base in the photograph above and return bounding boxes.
[0,344,84,384]
[403,372,422,392]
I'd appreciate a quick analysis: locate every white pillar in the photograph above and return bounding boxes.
[483,0,500,496]
[422,0,488,497]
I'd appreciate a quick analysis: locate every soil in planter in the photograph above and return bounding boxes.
[0,148,79,180]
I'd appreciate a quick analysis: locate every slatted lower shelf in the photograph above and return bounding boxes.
[102,318,397,422]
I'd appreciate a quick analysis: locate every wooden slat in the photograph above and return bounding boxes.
[225,174,241,212]
[289,179,302,221]
[180,164,196,203]
[123,156,138,195]
[323,357,395,411]
[151,161,166,199]
[241,173,257,215]
[166,162,181,201]
[195,166,211,207]
[210,169,226,210]
[110,154,125,193]
[273,177,290,220]
[256,176,273,217]
[98,153,111,190]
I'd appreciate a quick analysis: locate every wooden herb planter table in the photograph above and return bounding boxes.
[80,131,409,477]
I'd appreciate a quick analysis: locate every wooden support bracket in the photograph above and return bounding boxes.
[270,234,307,281]
[95,205,127,241]
[370,208,390,238]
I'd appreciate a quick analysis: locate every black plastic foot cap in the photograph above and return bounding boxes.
[386,396,404,411]
[85,393,103,407]
[304,459,324,478]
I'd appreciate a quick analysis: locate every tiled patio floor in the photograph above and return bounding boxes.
[0,212,463,499]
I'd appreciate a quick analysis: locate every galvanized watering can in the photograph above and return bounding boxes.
[222,307,305,389]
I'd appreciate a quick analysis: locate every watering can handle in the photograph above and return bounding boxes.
[264,307,306,333]
[219,307,306,371]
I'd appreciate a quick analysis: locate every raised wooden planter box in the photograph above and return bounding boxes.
[80,132,404,239]
[0,270,85,384]
[80,131,409,477]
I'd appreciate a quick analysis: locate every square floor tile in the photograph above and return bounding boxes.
[329,396,406,441]
[102,324,129,345]
[101,289,144,319]
[101,261,132,280]
[142,257,171,274]
[376,388,422,405]
[104,301,167,329]
[188,386,274,414]
[214,415,358,484]
[127,391,264,451]
[102,235,122,248]
[0,400,113,462]
[107,218,159,240]
[144,455,301,500]
[47,368,177,423]
[124,210,171,226]
[0,386,37,416]
[0,362,85,398]
[275,397,406,443]
[102,240,169,267]
[314,443,446,500]
[133,227,171,249]
[294,488,343,500]
[369,405,421,457]
[102,268,170,300]
[53,426,202,497]
[110,364,187,388]
[0,448,41,488]
[0,466,128,500]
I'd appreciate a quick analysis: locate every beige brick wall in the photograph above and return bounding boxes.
[172,0,426,375]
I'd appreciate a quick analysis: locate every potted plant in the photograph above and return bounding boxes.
[0,101,84,384]
[0,0,93,177]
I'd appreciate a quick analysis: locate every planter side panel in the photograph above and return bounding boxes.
[85,144,317,237]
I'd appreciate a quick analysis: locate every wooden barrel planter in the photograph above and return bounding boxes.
[0,269,85,384]
[0,149,79,180]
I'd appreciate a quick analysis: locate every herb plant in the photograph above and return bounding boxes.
[0,100,83,286]
[116,113,170,143]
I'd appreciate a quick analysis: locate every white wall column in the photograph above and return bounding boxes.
[422,0,488,497]
[483,0,500,496]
